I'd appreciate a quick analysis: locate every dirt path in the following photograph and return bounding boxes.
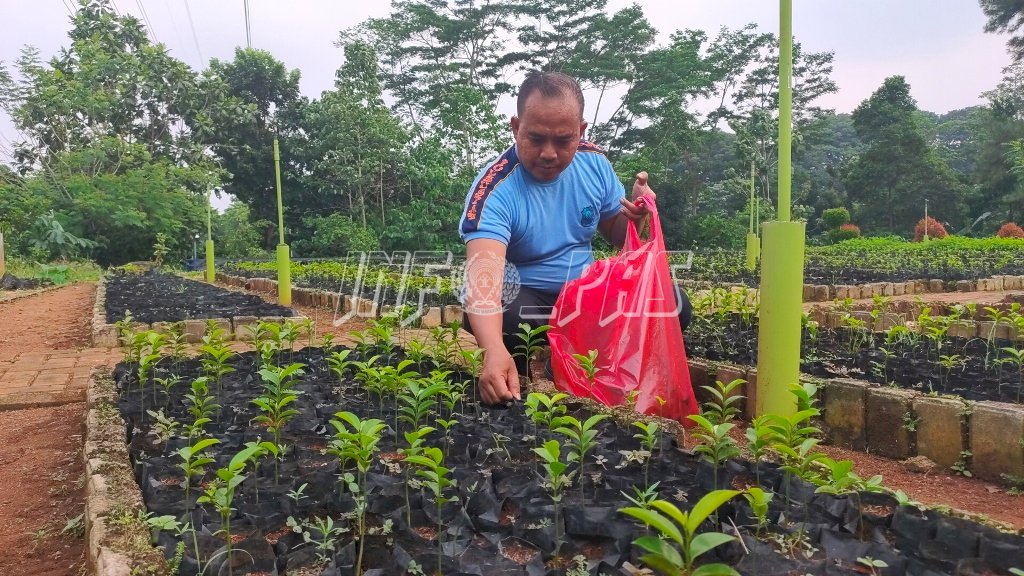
[0,403,86,575]
[0,284,95,575]
[0,282,95,360]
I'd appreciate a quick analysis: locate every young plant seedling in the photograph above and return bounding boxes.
[184,377,220,439]
[405,446,458,575]
[633,421,660,485]
[553,414,609,500]
[688,414,740,489]
[196,443,267,576]
[743,487,774,538]
[700,378,745,424]
[572,349,600,397]
[328,411,386,576]
[620,490,741,576]
[514,323,552,382]
[533,439,574,556]
[399,426,436,525]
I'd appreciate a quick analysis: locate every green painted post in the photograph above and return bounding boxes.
[746,162,759,271]
[755,0,805,418]
[274,137,291,306]
[205,191,215,282]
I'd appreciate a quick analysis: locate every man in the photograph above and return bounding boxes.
[458,71,690,405]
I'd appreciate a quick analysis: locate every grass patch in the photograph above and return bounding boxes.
[5,258,103,284]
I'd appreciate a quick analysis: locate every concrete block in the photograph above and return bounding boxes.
[207,318,232,339]
[803,284,815,301]
[1006,276,1024,290]
[687,359,712,405]
[293,287,311,306]
[866,387,917,459]
[892,282,906,296]
[970,401,1024,483]
[92,324,119,348]
[420,306,443,328]
[874,313,901,332]
[834,285,855,300]
[908,281,922,295]
[183,319,206,343]
[443,305,463,325]
[356,298,379,317]
[928,279,945,293]
[956,280,974,293]
[743,368,758,422]
[881,282,894,297]
[913,396,967,469]
[813,285,830,302]
[824,378,867,450]
[232,316,258,341]
[947,321,977,340]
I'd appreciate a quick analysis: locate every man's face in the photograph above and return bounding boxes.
[510,92,587,182]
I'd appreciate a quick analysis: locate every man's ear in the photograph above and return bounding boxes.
[579,120,588,140]
[510,116,520,137]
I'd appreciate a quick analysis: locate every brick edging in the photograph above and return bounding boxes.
[689,358,1024,485]
[84,368,169,575]
[215,272,463,329]
[801,274,1024,302]
[92,274,312,346]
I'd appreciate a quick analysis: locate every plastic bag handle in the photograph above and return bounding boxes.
[624,193,662,252]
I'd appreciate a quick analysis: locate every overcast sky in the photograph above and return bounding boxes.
[0,1,1013,206]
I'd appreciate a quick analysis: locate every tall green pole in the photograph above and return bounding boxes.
[746,162,760,271]
[274,137,291,306]
[756,0,805,417]
[205,191,215,282]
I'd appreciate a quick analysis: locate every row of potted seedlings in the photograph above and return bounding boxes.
[112,317,1024,575]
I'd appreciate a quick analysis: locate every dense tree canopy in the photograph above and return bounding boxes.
[0,0,1022,265]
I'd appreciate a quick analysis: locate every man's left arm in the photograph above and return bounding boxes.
[598,171,655,249]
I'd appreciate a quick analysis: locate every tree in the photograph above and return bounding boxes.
[971,62,1024,225]
[980,0,1024,62]
[351,0,514,171]
[844,76,967,234]
[203,48,303,236]
[212,202,267,259]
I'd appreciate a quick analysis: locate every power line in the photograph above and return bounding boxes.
[243,0,251,48]
[135,0,159,45]
[182,0,204,64]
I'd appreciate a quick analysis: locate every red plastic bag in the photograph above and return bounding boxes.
[547,194,698,424]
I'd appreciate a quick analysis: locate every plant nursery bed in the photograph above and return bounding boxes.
[104,270,295,324]
[109,337,1024,576]
[686,313,1024,404]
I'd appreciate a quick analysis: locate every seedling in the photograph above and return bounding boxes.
[200,342,235,395]
[620,491,741,576]
[326,349,355,384]
[197,443,268,576]
[533,440,574,555]
[633,421,660,485]
[399,426,436,525]
[524,391,568,437]
[554,414,609,499]
[857,556,888,576]
[398,378,445,434]
[622,481,661,511]
[242,439,279,502]
[688,414,740,490]
[743,487,773,537]
[254,363,306,483]
[405,446,458,574]
[700,378,745,424]
[328,411,386,576]
[298,515,346,562]
[146,409,179,445]
[153,374,182,407]
[184,377,220,439]
[572,349,600,396]
[514,323,552,382]
[744,414,778,485]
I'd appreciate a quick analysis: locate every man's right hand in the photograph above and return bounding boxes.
[479,347,520,405]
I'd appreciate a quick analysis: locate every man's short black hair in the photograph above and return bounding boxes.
[516,71,585,119]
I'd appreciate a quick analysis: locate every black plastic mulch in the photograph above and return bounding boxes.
[104,271,294,324]
[114,347,1024,576]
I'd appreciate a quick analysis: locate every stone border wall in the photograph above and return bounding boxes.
[688,358,1024,485]
[216,271,464,329]
[806,305,1024,342]
[92,275,309,347]
[84,369,170,575]
[801,274,1024,303]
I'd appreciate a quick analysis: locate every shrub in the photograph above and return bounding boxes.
[997,222,1024,239]
[830,223,861,242]
[821,207,851,230]
[913,216,948,242]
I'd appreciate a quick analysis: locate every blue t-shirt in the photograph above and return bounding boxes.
[459,141,626,293]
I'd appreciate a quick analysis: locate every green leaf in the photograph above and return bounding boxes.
[632,536,684,573]
[691,563,741,576]
[620,506,683,546]
[689,532,737,560]
[684,490,740,535]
